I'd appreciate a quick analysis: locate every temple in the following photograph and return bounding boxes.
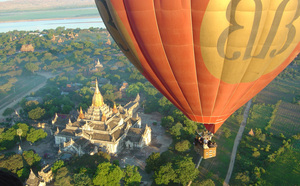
[53,79,151,155]
[95,58,103,68]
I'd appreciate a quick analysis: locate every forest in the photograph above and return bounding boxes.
[0,27,299,185]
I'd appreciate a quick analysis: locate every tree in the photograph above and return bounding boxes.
[198,179,215,186]
[101,84,116,94]
[54,167,72,186]
[62,105,72,114]
[126,84,140,97]
[28,107,45,120]
[280,133,286,139]
[265,145,271,152]
[169,123,183,137]
[172,109,186,123]
[161,116,174,128]
[2,108,14,116]
[24,62,39,73]
[22,150,41,166]
[15,123,29,138]
[175,140,191,152]
[183,119,197,135]
[17,167,30,181]
[145,152,162,173]
[22,100,39,112]
[0,128,17,150]
[235,171,250,186]
[51,160,64,173]
[252,151,260,158]
[72,172,92,186]
[0,154,24,174]
[253,167,265,180]
[257,133,266,142]
[223,127,231,138]
[93,162,123,186]
[123,165,142,186]
[154,162,176,185]
[26,128,47,143]
[174,157,199,185]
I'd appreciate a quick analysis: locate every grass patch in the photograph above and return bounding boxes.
[263,147,300,186]
[256,66,300,105]
[269,102,300,138]
[246,103,274,131]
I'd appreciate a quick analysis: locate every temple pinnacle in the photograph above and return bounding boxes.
[92,79,104,107]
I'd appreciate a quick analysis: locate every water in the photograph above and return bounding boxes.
[0,17,105,33]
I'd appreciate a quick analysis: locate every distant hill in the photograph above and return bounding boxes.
[0,0,95,11]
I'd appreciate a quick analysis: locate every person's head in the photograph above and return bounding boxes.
[0,170,23,186]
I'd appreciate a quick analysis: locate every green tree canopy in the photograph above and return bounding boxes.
[145,152,162,173]
[72,172,92,186]
[2,108,14,116]
[93,162,123,186]
[0,154,23,174]
[24,62,39,73]
[170,123,183,137]
[175,140,191,152]
[51,160,65,174]
[174,157,199,185]
[15,123,29,138]
[198,179,215,186]
[22,150,41,166]
[154,162,176,185]
[161,116,174,128]
[28,107,45,120]
[235,171,250,186]
[126,84,141,97]
[26,128,47,143]
[0,127,17,150]
[123,165,142,186]
[54,167,72,186]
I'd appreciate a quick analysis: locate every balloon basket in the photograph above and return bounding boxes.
[194,130,217,159]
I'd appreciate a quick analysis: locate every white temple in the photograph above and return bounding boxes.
[54,79,151,155]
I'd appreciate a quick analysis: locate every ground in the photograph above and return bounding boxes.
[114,111,172,185]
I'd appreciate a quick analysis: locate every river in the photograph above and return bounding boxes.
[0,17,105,33]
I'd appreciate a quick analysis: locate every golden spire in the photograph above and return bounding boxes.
[78,107,85,119]
[113,102,118,113]
[92,79,104,107]
[101,112,106,122]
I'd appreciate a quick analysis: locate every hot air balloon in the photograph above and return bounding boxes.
[95,0,300,134]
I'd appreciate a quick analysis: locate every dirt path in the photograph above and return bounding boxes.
[223,100,252,186]
[0,72,57,120]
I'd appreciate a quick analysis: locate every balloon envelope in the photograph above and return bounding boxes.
[95,0,300,133]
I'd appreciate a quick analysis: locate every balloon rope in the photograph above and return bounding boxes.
[187,156,203,186]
